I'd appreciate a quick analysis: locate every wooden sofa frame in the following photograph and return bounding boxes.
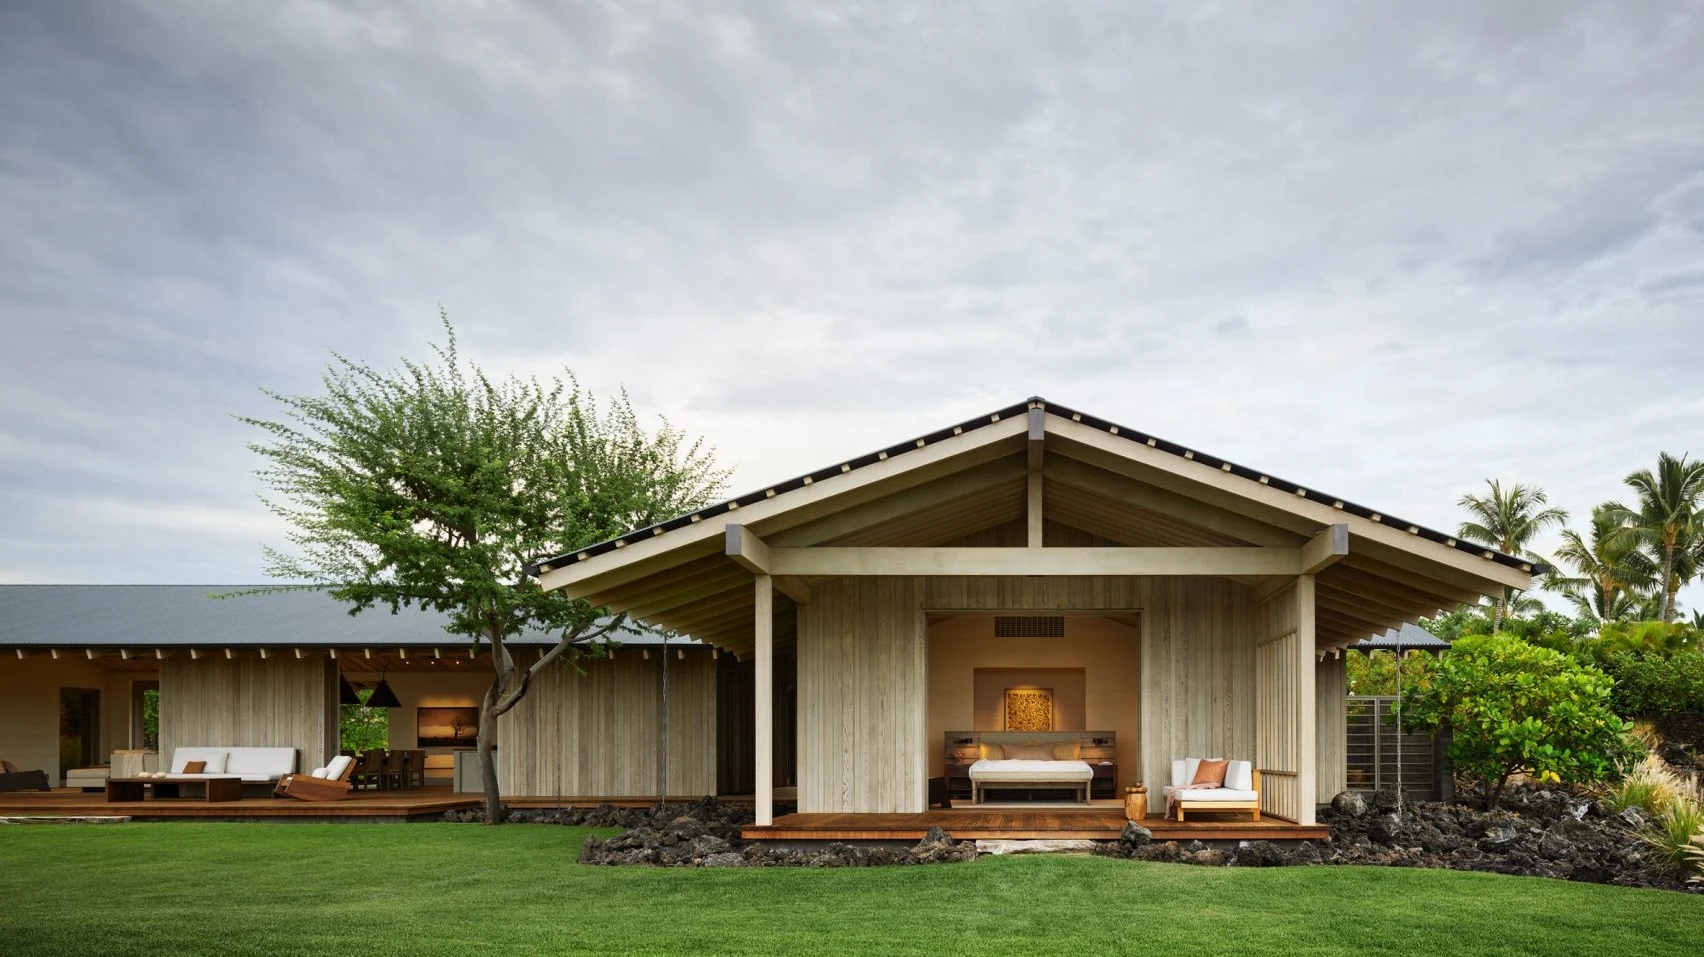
[273,758,355,802]
[1174,769,1261,822]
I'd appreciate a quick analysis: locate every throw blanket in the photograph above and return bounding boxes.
[1163,783,1218,820]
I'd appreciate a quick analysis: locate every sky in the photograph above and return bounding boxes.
[1,2,1701,614]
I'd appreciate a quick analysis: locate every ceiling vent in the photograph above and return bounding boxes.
[993,616,1065,638]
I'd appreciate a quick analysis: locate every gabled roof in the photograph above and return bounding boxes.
[0,585,670,650]
[530,398,1538,655]
[529,398,1542,576]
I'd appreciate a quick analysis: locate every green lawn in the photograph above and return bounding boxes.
[1,824,1699,956]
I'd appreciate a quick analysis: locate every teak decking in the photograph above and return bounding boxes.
[743,810,1328,842]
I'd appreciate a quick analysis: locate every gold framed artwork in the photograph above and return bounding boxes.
[1003,688,1054,732]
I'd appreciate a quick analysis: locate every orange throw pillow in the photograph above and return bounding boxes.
[1190,758,1229,787]
[182,761,207,774]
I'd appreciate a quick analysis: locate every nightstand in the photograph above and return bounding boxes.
[1090,763,1117,799]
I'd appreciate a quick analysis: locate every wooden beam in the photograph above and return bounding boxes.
[725,525,812,604]
[725,524,770,574]
[1045,455,1303,547]
[1026,473,1044,548]
[754,575,774,827]
[1301,524,1349,575]
[766,546,1302,577]
[539,417,1029,597]
[1047,419,1533,591]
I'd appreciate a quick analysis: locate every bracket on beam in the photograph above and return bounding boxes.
[1301,524,1350,575]
[726,524,812,603]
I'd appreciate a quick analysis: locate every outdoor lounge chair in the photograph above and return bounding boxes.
[273,754,356,801]
[0,760,50,792]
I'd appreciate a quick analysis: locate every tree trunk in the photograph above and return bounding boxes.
[1490,590,1506,633]
[478,677,504,825]
[1663,548,1676,623]
[1487,771,1510,809]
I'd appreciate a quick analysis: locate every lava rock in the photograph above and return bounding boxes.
[1330,790,1369,817]
[1119,822,1153,846]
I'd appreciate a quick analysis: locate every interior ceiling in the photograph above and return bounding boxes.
[579,441,1499,656]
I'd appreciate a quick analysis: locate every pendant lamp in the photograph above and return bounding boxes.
[366,673,403,709]
[338,675,361,706]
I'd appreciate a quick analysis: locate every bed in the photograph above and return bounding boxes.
[968,757,1095,804]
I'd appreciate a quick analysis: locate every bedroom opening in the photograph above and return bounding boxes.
[925,612,1140,810]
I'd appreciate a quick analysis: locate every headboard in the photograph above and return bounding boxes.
[944,731,1116,764]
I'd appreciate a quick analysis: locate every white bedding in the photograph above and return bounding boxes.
[968,758,1094,782]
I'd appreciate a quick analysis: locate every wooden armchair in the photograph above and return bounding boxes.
[274,755,356,801]
[0,760,50,792]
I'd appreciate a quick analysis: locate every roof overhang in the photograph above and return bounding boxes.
[531,399,1537,655]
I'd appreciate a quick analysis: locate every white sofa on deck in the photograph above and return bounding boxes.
[167,747,297,785]
[1170,757,1261,822]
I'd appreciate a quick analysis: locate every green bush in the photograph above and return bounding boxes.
[1595,652,1704,718]
[1401,634,1636,806]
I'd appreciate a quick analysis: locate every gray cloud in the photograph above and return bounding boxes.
[2,1,1701,611]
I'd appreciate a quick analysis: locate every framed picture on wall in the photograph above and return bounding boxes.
[1003,688,1053,732]
[417,707,479,748]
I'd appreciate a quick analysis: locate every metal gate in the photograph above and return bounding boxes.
[1345,696,1437,799]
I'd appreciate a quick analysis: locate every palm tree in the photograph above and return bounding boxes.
[1457,480,1568,632]
[1610,453,1704,623]
[1548,503,1658,622]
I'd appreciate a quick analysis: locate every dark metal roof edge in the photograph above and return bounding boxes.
[528,396,1545,577]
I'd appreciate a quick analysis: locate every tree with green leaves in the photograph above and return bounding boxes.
[1456,480,1568,632]
[1610,453,1704,623]
[1399,634,1634,807]
[241,316,727,823]
[1548,503,1659,623]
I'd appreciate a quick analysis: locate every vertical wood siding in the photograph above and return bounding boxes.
[1316,653,1347,800]
[1255,581,1301,821]
[797,577,927,813]
[158,654,335,773]
[495,651,717,797]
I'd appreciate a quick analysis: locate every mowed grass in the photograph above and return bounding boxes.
[1,824,1700,956]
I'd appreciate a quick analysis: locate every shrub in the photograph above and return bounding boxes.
[1596,651,1704,718]
[1401,634,1636,806]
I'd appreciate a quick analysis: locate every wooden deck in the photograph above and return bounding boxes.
[0,787,483,822]
[743,810,1329,842]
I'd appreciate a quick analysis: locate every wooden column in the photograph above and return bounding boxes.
[1294,574,1318,826]
[754,574,774,826]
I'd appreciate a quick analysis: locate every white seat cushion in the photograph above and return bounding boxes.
[323,755,354,781]
[171,747,295,782]
[1177,788,1259,803]
[310,767,330,779]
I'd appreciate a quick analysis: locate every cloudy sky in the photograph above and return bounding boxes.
[2,2,1701,612]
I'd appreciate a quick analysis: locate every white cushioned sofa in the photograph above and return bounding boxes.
[168,747,297,785]
[1169,757,1261,822]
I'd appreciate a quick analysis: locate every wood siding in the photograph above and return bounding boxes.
[1316,653,1347,800]
[796,577,927,813]
[1255,580,1301,821]
[159,654,335,773]
[496,650,716,798]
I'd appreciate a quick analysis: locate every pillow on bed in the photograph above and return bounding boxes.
[1051,742,1081,760]
[1005,744,1055,761]
[979,743,1006,760]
